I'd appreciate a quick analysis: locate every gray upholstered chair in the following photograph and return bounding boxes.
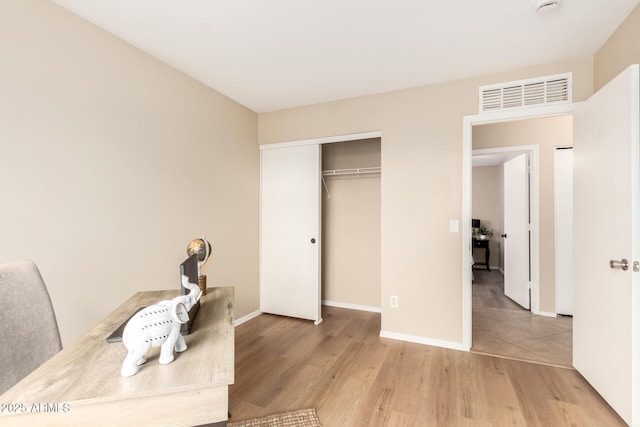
[0,260,62,395]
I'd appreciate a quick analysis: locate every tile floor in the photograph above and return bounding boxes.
[471,269,573,368]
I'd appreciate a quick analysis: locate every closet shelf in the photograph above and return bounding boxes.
[322,167,381,176]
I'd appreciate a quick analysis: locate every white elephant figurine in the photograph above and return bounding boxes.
[120,275,202,377]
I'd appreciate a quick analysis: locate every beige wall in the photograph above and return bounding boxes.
[472,116,573,313]
[259,57,592,344]
[322,139,381,308]
[0,0,259,345]
[594,4,640,91]
[9,0,632,349]
[472,166,501,269]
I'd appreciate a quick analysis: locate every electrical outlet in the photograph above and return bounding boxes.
[390,295,399,308]
[450,219,459,233]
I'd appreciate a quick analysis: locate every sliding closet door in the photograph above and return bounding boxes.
[260,144,322,324]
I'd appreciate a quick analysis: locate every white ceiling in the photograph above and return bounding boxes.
[52,0,640,113]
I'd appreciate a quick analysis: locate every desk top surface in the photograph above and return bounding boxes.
[1,287,234,407]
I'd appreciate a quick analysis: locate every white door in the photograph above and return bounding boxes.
[573,64,639,425]
[503,153,530,309]
[260,144,322,324]
[554,147,573,315]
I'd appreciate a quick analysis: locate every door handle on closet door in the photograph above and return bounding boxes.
[310,238,316,244]
[501,234,507,238]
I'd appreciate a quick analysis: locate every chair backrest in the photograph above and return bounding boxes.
[0,260,62,395]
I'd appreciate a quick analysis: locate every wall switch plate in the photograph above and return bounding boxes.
[450,219,459,233]
[390,295,399,308]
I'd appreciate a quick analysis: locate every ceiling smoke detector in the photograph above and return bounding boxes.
[534,0,561,14]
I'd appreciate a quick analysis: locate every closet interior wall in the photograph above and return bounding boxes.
[322,138,381,310]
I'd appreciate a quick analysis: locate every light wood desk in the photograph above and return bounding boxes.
[0,287,234,427]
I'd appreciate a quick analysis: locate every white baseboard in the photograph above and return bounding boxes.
[322,300,381,313]
[379,330,466,351]
[534,310,557,318]
[473,266,501,271]
[232,302,383,327]
[233,310,261,327]
[234,309,470,352]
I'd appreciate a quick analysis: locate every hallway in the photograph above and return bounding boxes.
[471,269,573,368]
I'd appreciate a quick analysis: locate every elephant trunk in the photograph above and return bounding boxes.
[181,275,202,307]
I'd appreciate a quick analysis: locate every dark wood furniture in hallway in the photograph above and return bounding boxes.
[472,238,491,270]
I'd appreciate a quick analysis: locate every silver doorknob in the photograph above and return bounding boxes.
[609,259,629,271]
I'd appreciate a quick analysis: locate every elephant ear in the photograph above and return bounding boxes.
[171,301,190,324]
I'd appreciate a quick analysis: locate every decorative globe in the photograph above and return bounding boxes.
[187,237,212,265]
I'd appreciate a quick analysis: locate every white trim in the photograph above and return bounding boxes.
[530,146,541,316]
[462,103,574,351]
[259,131,382,150]
[536,311,558,318]
[630,64,640,427]
[472,267,505,273]
[322,300,382,313]
[462,115,473,352]
[472,265,501,271]
[380,330,466,351]
[469,103,574,126]
[233,310,261,327]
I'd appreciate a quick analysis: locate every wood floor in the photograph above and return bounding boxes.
[229,306,624,426]
[472,270,573,367]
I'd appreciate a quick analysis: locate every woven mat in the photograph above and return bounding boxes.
[228,408,321,427]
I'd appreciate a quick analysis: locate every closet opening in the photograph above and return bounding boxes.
[321,138,381,313]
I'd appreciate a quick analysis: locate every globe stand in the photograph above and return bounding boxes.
[198,275,207,296]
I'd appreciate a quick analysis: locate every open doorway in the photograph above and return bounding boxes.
[465,115,574,367]
[472,146,537,310]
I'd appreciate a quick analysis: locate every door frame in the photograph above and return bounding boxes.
[472,146,539,310]
[259,131,382,150]
[462,104,575,351]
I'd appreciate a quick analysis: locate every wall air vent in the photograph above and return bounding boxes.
[479,73,572,113]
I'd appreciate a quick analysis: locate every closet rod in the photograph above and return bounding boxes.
[322,167,381,176]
